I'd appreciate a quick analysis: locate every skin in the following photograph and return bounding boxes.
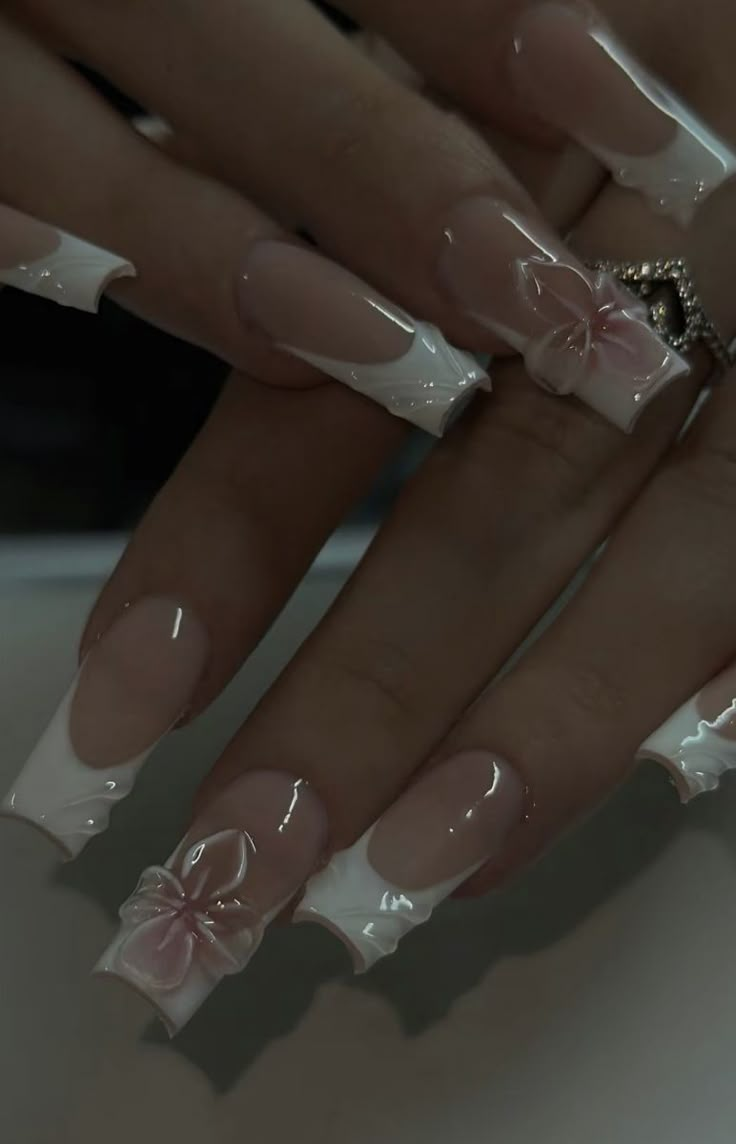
[5,0,736,904]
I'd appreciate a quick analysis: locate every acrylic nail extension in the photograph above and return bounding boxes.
[236,240,490,436]
[439,197,689,431]
[0,204,135,312]
[2,599,208,858]
[295,752,525,972]
[511,3,736,227]
[95,771,327,1034]
[637,663,736,801]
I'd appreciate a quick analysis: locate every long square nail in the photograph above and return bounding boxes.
[0,204,135,311]
[295,751,524,971]
[237,240,490,435]
[510,2,736,226]
[2,598,208,858]
[95,770,327,1034]
[438,196,689,431]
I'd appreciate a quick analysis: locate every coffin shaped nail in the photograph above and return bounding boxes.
[0,204,135,311]
[295,752,524,971]
[637,663,736,801]
[439,196,688,430]
[511,2,736,226]
[2,599,208,858]
[95,771,327,1034]
[236,240,490,435]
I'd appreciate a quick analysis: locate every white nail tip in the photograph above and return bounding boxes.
[2,686,146,859]
[637,696,736,803]
[296,828,480,971]
[282,321,490,436]
[599,125,736,227]
[0,231,136,312]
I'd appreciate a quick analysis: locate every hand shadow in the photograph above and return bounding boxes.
[53,756,718,1094]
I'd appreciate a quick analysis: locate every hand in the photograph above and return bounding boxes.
[5,0,736,1032]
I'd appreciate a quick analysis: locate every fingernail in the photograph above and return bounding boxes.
[0,204,135,312]
[2,598,208,858]
[236,239,490,436]
[295,751,524,972]
[95,771,328,1034]
[510,2,736,226]
[637,664,736,801]
[438,196,688,431]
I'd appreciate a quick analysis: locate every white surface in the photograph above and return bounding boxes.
[0,555,735,1143]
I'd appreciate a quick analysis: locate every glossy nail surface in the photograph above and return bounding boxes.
[2,599,208,857]
[511,2,736,226]
[638,663,736,801]
[95,771,327,1034]
[439,197,688,430]
[0,204,135,311]
[295,751,524,971]
[237,240,490,435]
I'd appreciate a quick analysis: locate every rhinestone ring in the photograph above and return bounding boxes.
[587,257,736,373]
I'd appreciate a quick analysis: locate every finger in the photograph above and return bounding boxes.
[28,0,685,429]
[434,377,736,895]
[1,374,401,858]
[0,16,485,432]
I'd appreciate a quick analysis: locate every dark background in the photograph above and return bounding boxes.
[1,2,405,536]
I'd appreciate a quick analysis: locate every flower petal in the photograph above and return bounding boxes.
[524,322,590,394]
[119,914,194,993]
[194,912,263,978]
[118,866,184,925]
[515,257,596,329]
[178,829,252,904]
[594,311,673,388]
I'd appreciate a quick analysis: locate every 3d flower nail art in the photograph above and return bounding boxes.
[0,203,135,311]
[113,831,263,995]
[638,662,736,801]
[2,599,208,858]
[439,198,688,431]
[511,3,736,227]
[96,771,327,1034]
[237,240,490,436]
[296,752,524,972]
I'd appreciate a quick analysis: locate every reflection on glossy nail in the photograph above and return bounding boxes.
[439,197,688,430]
[237,240,490,435]
[95,771,328,1034]
[638,663,736,801]
[1,599,208,858]
[511,2,736,225]
[0,204,135,311]
[296,752,524,971]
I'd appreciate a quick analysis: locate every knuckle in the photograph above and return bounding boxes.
[317,85,403,172]
[314,637,421,730]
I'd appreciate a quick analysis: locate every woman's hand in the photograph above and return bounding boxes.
[5,0,736,1032]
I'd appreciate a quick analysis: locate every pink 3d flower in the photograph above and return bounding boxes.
[118,829,263,992]
[516,258,670,397]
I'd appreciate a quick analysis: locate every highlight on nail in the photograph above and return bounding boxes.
[236,239,490,435]
[1,598,208,858]
[510,2,736,226]
[0,203,135,312]
[439,196,689,430]
[637,662,736,801]
[94,771,328,1034]
[295,751,525,972]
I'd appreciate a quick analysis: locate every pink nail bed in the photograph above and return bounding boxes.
[510,2,736,226]
[296,751,524,971]
[95,771,328,1034]
[2,598,208,858]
